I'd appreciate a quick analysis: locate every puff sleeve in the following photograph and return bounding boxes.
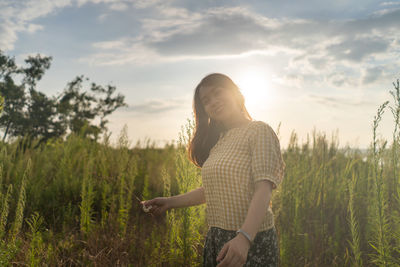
[249,122,285,189]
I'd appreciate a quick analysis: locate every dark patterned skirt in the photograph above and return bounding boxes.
[202,226,278,267]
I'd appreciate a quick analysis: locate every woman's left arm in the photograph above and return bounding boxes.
[240,179,273,240]
[216,180,273,267]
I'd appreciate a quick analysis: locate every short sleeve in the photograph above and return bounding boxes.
[249,122,285,190]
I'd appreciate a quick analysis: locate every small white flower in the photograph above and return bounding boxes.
[142,204,152,213]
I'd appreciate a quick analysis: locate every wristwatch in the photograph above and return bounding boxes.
[236,229,253,245]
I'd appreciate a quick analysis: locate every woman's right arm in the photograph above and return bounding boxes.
[169,186,206,209]
[141,186,206,216]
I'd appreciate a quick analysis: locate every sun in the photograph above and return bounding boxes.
[235,69,272,111]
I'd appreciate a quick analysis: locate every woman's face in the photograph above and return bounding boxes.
[199,86,242,122]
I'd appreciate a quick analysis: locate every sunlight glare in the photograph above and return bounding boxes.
[236,69,273,112]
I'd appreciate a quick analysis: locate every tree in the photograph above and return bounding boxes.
[57,75,127,140]
[24,89,65,141]
[0,50,127,143]
[0,55,28,141]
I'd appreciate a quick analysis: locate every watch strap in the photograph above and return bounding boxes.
[236,229,253,244]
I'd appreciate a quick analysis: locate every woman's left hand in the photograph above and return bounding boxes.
[216,234,251,267]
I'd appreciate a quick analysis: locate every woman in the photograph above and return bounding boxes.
[141,73,285,267]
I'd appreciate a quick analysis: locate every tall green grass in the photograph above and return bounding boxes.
[164,119,205,266]
[276,78,400,266]
[346,159,363,267]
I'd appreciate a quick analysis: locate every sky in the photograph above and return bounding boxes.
[1,0,400,149]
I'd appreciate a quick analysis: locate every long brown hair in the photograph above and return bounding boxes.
[188,73,252,167]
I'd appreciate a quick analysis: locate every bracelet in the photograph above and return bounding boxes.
[236,229,253,245]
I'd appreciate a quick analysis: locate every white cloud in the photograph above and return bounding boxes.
[122,97,188,114]
[326,37,389,62]
[327,71,358,88]
[0,0,73,50]
[372,6,400,16]
[361,63,400,85]
[308,94,376,108]
[97,13,110,22]
[25,23,44,33]
[0,20,19,50]
[362,66,384,84]
[80,42,160,65]
[380,1,400,6]
[109,2,129,11]
[81,5,400,71]
[133,0,173,9]
[75,0,125,7]
[81,6,287,65]
[92,39,129,50]
[0,0,132,51]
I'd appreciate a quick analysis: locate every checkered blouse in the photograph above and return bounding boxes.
[201,120,285,231]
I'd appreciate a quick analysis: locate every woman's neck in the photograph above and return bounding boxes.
[221,115,252,130]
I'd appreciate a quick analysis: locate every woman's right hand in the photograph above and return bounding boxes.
[141,197,171,216]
